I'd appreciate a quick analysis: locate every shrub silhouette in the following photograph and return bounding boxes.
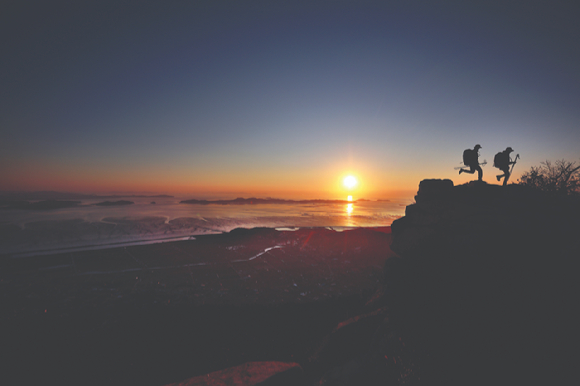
[518,159,580,195]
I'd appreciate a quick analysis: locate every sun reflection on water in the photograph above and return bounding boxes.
[346,203,353,215]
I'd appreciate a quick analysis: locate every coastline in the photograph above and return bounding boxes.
[2,225,392,259]
[2,226,394,305]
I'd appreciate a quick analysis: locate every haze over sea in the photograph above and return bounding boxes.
[0,196,408,257]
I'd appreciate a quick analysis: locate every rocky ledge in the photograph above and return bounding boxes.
[387,179,580,385]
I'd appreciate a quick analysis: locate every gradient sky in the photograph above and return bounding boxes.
[1,1,579,199]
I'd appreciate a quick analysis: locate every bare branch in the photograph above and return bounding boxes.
[519,159,580,195]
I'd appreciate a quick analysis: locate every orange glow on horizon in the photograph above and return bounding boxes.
[1,159,420,200]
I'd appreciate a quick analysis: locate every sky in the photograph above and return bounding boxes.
[1,0,579,199]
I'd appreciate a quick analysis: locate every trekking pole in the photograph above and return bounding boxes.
[509,154,520,175]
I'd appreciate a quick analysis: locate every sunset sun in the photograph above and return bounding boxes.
[343,175,358,190]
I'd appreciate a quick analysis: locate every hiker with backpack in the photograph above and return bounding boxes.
[494,147,518,186]
[459,144,483,181]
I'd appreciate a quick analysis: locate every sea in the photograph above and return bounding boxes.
[0,196,411,257]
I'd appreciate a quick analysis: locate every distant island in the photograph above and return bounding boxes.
[0,200,81,210]
[94,200,134,206]
[180,197,369,205]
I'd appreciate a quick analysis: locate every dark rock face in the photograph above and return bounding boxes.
[389,179,580,385]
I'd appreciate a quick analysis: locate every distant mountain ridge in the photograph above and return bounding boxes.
[94,200,134,206]
[180,197,373,205]
[0,192,391,205]
[0,200,82,210]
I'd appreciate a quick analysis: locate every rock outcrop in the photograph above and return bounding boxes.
[387,179,580,385]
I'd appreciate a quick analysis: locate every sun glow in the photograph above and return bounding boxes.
[343,175,357,190]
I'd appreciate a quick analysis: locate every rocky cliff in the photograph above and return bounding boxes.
[387,179,580,385]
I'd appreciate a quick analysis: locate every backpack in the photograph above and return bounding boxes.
[494,152,508,169]
[463,149,477,166]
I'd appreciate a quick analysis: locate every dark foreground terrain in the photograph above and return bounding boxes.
[1,227,399,385]
[388,180,580,385]
[4,180,579,385]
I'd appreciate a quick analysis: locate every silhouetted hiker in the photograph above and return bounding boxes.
[494,147,518,186]
[459,144,483,181]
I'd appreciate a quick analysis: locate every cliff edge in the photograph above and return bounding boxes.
[388,179,580,384]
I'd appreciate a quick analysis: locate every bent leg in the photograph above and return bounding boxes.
[503,170,510,186]
[462,165,476,174]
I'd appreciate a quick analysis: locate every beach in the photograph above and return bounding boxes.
[1,226,397,385]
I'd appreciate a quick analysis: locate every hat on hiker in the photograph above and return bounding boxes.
[474,144,482,150]
[506,147,513,152]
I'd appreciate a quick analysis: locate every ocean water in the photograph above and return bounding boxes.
[0,196,410,257]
